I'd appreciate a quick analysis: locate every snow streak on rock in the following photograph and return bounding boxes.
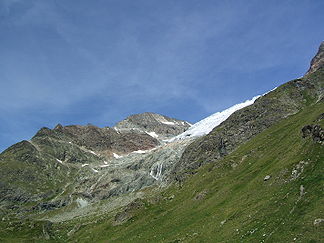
[132,150,147,154]
[146,131,159,138]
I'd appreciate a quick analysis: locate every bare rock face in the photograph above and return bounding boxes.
[306,41,324,75]
[114,112,191,140]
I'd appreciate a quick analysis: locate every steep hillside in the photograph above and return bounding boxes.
[59,93,323,243]
[174,67,323,182]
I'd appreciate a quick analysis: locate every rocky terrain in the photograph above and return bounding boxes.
[114,112,191,140]
[0,113,191,216]
[0,42,323,242]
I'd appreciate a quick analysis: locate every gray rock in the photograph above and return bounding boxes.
[313,218,324,226]
[302,124,324,142]
[300,185,305,197]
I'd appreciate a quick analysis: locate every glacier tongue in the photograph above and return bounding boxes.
[168,95,261,142]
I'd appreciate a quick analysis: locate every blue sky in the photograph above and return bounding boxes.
[1,0,324,151]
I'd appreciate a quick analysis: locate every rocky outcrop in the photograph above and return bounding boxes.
[306,41,324,75]
[302,124,324,142]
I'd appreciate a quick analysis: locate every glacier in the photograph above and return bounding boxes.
[168,94,262,142]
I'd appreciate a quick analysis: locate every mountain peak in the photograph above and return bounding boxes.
[306,41,324,75]
[114,112,191,139]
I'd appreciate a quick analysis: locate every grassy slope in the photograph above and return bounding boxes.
[70,102,324,242]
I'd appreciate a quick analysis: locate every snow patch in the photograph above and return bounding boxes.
[169,95,261,142]
[56,159,63,164]
[146,131,159,138]
[92,168,99,173]
[114,127,120,134]
[89,150,98,156]
[161,121,175,125]
[113,153,122,159]
[81,163,89,167]
[132,150,147,154]
[100,164,110,168]
[154,115,177,126]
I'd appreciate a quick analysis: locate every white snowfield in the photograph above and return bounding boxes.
[168,94,262,142]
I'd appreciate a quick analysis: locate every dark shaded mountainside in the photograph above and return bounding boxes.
[0,42,323,242]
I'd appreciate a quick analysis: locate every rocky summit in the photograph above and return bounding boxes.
[0,42,323,242]
[114,112,191,140]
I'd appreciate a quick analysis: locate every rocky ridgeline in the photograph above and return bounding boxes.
[33,123,159,159]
